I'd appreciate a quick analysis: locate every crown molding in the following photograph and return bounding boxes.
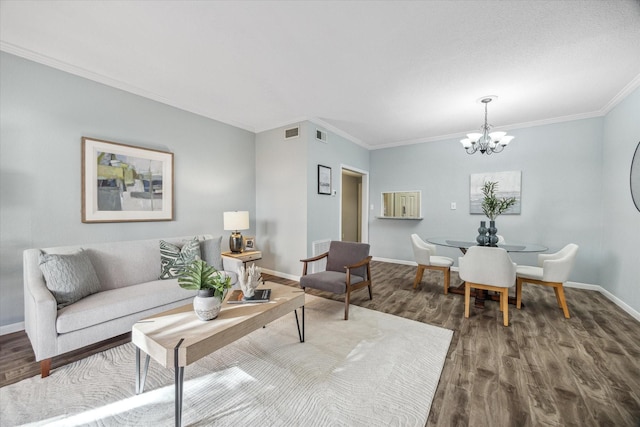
[0,42,256,133]
[600,72,640,115]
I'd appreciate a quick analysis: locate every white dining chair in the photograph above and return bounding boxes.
[516,243,579,318]
[458,246,517,326]
[410,234,454,293]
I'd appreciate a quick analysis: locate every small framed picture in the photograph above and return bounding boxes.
[318,164,331,195]
[244,236,256,250]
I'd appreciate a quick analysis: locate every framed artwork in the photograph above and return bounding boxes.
[318,164,332,195]
[244,236,256,250]
[470,171,521,215]
[82,137,174,223]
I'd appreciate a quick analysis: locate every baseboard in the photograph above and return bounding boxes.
[261,268,300,282]
[0,321,24,336]
[374,257,640,322]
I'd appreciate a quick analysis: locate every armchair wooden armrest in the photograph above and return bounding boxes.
[300,252,329,276]
[344,255,372,271]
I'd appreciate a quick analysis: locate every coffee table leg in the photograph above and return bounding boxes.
[294,306,305,343]
[174,338,185,427]
[135,347,151,395]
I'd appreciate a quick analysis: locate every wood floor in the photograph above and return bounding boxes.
[1,261,639,426]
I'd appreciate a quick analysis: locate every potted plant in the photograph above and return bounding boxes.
[179,259,232,320]
[478,181,517,246]
[481,181,517,220]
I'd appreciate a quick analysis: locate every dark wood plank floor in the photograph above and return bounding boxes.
[2,261,639,426]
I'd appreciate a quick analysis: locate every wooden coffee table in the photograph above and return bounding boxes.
[132,281,305,427]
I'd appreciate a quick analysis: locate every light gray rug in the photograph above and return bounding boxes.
[1,295,453,427]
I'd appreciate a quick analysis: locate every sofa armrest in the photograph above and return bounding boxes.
[222,255,243,275]
[23,249,58,362]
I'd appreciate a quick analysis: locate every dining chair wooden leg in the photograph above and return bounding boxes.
[443,268,450,294]
[516,278,523,309]
[464,282,471,318]
[413,265,425,289]
[501,289,509,326]
[555,283,570,319]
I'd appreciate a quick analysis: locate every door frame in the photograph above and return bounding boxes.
[339,164,369,243]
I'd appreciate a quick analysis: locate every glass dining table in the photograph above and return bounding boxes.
[426,237,548,307]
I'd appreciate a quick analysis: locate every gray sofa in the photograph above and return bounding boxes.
[23,234,243,377]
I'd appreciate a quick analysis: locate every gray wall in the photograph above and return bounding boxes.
[255,123,308,277]
[255,122,369,279]
[306,125,370,255]
[601,87,640,312]
[0,53,256,327]
[370,117,606,285]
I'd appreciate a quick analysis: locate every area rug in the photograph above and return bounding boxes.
[1,295,453,427]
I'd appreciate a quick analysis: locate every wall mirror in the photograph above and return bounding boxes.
[380,191,422,219]
[632,141,640,212]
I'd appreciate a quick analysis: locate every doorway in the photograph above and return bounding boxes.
[340,166,369,243]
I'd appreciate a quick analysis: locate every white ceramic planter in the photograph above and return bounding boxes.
[193,290,223,321]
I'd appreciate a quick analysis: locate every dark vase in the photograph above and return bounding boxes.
[476,221,488,246]
[488,220,499,247]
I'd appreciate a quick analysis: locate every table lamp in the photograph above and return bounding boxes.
[223,211,249,253]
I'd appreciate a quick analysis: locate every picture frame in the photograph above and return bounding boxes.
[243,236,256,250]
[318,164,332,195]
[470,171,521,215]
[81,137,174,223]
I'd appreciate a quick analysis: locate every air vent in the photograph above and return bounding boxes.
[316,129,327,143]
[285,126,299,139]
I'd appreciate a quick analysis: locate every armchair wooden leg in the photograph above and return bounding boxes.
[344,288,351,320]
[368,284,373,300]
[516,278,523,309]
[413,265,425,289]
[41,359,51,378]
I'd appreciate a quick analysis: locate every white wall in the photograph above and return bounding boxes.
[601,87,640,312]
[0,53,256,327]
[370,118,605,285]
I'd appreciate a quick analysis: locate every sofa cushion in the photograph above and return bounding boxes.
[56,279,197,333]
[201,236,223,271]
[39,250,102,309]
[159,238,201,279]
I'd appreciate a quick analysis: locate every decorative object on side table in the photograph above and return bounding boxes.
[224,211,250,253]
[178,259,232,321]
[476,221,489,246]
[479,181,517,246]
[237,264,262,298]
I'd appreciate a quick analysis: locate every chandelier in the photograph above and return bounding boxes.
[460,96,514,155]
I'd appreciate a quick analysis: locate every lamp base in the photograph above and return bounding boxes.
[229,232,244,253]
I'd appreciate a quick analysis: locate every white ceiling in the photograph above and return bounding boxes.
[1,1,639,149]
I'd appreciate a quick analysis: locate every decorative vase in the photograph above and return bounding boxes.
[476,221,488,246]
[488,220,499,247]
[193,289,223,321]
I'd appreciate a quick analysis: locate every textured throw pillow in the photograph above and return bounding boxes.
[159,238,202,279]
[39,249,102,309]
[201,236,223,271]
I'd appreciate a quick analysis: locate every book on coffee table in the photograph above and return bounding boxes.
[227,289,271,304]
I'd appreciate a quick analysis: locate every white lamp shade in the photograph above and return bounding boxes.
[223,211,249,231]
[460,138,472,148]
[489,131,507,141]
[499,135,514,146]
[467,133,482,143]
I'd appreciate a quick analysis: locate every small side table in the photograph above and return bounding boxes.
[222,250,262,267]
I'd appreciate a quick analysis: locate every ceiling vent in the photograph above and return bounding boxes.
[316,129,327,143]
[284,126,299,139]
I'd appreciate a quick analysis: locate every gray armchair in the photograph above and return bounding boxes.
[300,241,372,320]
